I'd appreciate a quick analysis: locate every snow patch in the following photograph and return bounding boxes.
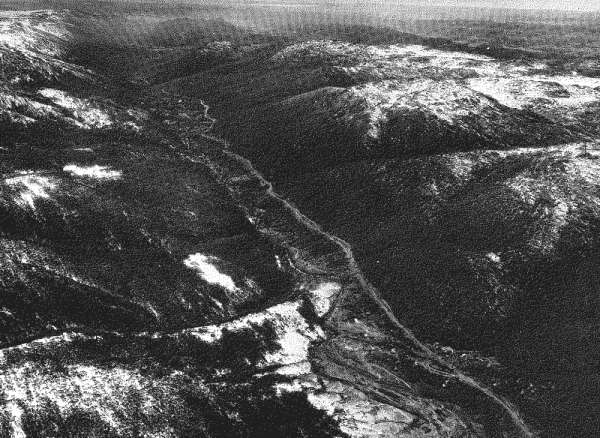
[0,362,153,434]
[278,40,600,132]
[274,360,312,376]
[307,382,417,437]
[486,252,501,263]
[5,402,25,438]
[5,172,57,210]
[184,253,239,293]
[263,328,311,366]
[307,392,343,416]
[569,151,600,184]
[468,76,600,109]
[308,282,341,316]
[38,88,112,128]
[63,164,122,180]
[186,300,325,369]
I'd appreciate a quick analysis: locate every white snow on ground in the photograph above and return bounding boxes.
[186,300,325,369]
[263,327,313,365]
[255,301,325,367]
[0,11,94,89]
[568,148,600,185]
[5,401,26,438]
[468,75,600,109]
[4,172,57,210]
[308,282,341,316]
[0,362,156,435]
[0,27,29,49]
[184,253,240,293]
[38,88,113,128]
[277,373,418,437]
[500,146,600,254]
[274,360,312,376]
[365,43,492,65]
[486,252,501,263]
[0,10,68,56]
[0,90,64,125]
[347,79,486,137]
[326,395,416,437]
[275,41,600,129]
[63,164,122,180]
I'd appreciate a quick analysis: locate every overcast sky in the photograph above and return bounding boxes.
[421,0,600,11]
[220,0,600,13]
[112,0,600,13]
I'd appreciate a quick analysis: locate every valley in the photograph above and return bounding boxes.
[1,2,600,437]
